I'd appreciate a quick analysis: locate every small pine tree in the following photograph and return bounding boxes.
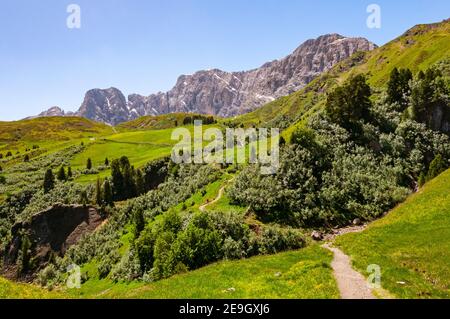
[67,166,73,179]
[57,166,66,181]
[43,169,55,193]
[24,154,30,162]
[132,210,145,239]
[18,234,32,274]
[103,180,114,207]
[387,67,412,110]
[0,153,3,159]
[110,159,124,201]
[123,165,137,199]
[95,178,103,205]
[104,158,109,166]
[0,165,2,172]
[279,136,286,147]
[80,190,89,206]
[418,171,426,188]
[86,158,92,170]
[135,169,145,195]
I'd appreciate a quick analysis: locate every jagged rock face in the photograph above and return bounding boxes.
[34,34,376,124]
[1,205,104,280]
[77,88,129,125]
[128,34,377,118]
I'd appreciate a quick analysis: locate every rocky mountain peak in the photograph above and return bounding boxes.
[34,34,377,125]
[126,34,376,119]
[77,87,129,125]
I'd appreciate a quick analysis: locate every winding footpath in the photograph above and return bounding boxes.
[322,225,391,299]
[199,178,234,212]
[323,242,375,299]
[200,178,381,299]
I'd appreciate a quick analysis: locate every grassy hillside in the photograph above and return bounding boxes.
[354,19,450,86]
[0,117,114,142]
[0,277,63,299]
[70,124,217,183]
[336,169,450,299]
[65,245,338,299]
[0,246,337,299]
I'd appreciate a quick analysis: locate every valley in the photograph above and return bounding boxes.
[0,18,449,300]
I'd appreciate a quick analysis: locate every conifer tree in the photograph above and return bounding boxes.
[86,158,93,170]
[95,178,103,205]
[57,166,66,181]
[43,169,55,193]
[103,180,114,207]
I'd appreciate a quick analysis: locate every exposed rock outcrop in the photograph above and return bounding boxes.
[1,204,104,281]
[77,88,129,126]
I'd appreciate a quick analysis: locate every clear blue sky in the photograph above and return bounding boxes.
[1,0,449,120]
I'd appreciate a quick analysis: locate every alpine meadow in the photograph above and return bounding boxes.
[0,2,450,305]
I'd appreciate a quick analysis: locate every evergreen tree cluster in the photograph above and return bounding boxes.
[387,67,413,110]
[109,156,162,201]
[325,74,372,133]
[182,115,216,125]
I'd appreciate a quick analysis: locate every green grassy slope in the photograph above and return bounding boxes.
[70,124,217,183]
[0,117,115,169]
[0,277,63,299]
[66,245,338,299]
[0,117,114,142]
[336,169,450,299]
[354,19,450,86]
[0,246,337,299]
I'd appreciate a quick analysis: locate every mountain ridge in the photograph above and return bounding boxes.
[32,33,376,125]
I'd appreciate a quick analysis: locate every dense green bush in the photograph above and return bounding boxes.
[133,210,305,281]
[229,64,450,227]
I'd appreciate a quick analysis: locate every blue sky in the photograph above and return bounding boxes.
[1,0,449,121]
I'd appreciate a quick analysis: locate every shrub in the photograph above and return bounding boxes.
[426,154,447,181]
[36,264,58,287]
